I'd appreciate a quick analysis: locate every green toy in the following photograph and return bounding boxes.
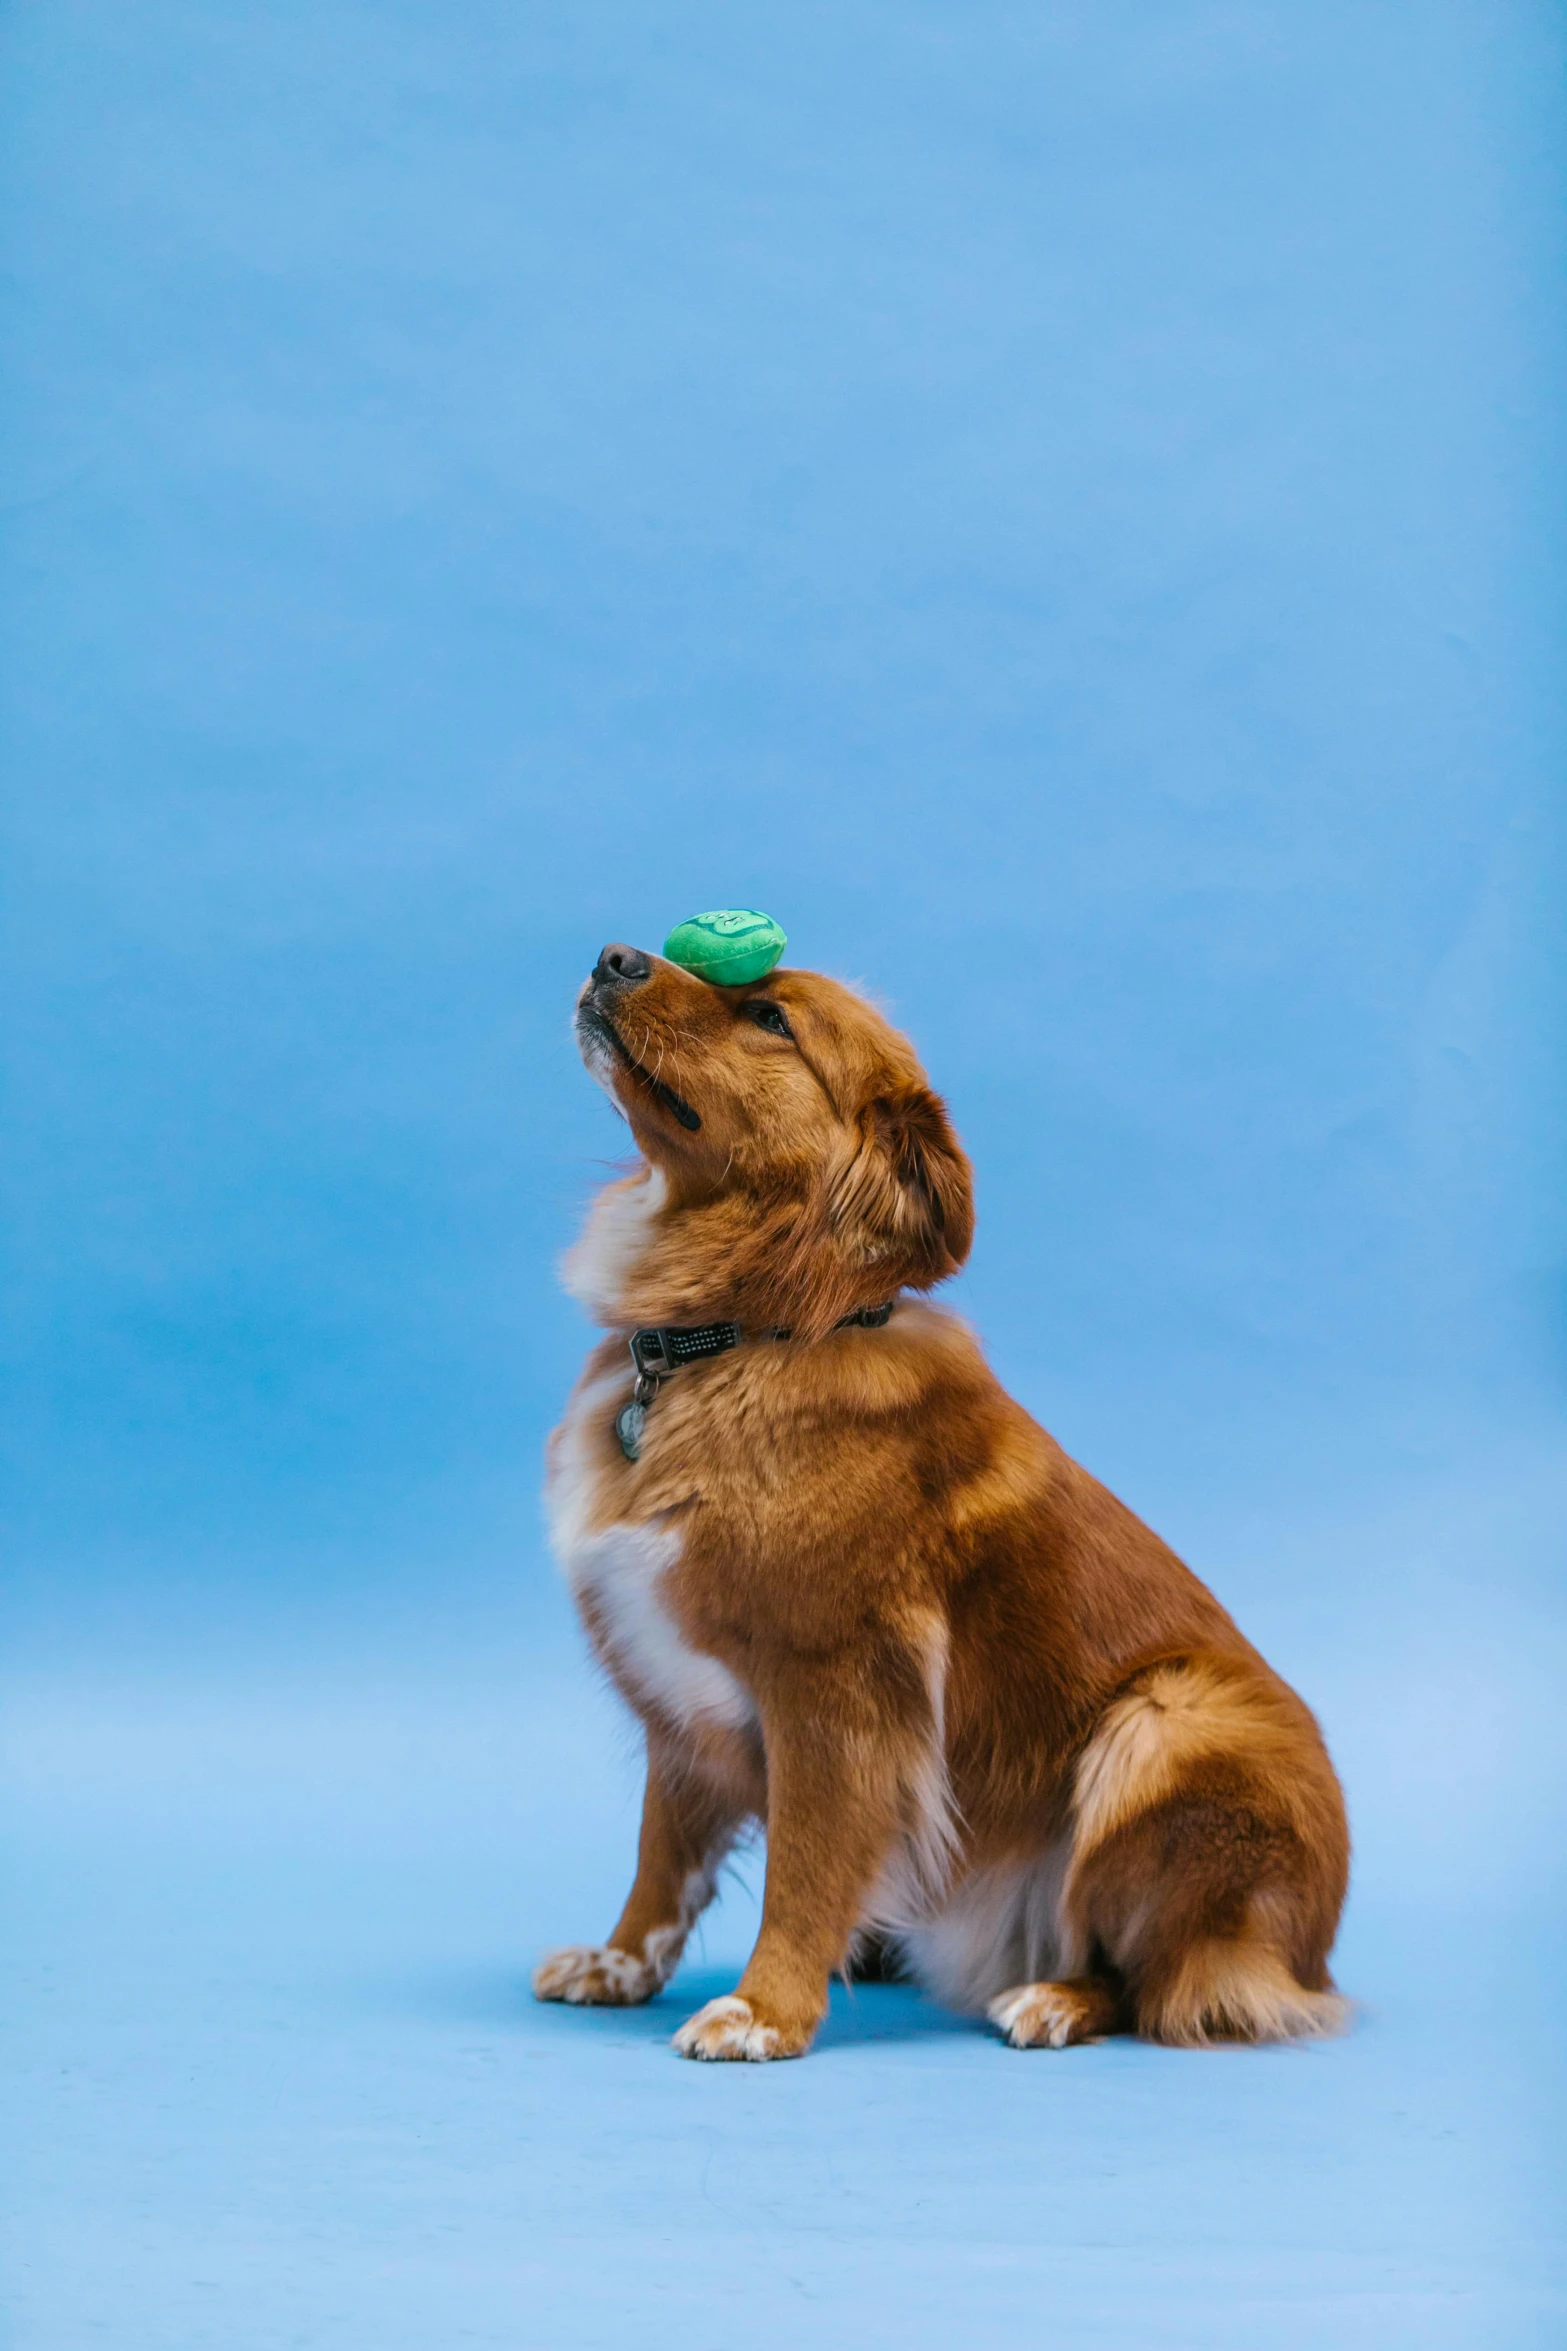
[663,908,787,987]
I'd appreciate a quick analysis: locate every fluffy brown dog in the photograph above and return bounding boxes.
[535,943,1349,2060]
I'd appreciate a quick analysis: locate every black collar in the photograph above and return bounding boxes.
[628,1300,893,1381]
[615,1302,894,1461]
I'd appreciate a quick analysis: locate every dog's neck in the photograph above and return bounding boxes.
[562,1164,673,1326]
[562,1161,895,1341]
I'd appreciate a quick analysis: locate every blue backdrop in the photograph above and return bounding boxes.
[3,6,1564,2347]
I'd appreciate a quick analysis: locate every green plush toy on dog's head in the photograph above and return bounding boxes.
[663,908,787,988]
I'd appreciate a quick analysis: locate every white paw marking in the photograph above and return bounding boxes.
[533,1944,659,2006]
[987,1982,1095,2049]
[672,1994,784,2062]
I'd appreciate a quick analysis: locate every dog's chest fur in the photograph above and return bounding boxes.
[547,1166,754,1733]
[546,1361,754,1734]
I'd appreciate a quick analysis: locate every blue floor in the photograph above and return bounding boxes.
[6,1445,1564,2348]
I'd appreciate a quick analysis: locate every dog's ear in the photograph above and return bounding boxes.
[832,1082,974,1289]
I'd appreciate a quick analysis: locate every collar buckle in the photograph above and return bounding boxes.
[629,1321,744,1382]
[628,1327,676,1382]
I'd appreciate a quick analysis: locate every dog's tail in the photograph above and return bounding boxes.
[1137,1932,1350,2046]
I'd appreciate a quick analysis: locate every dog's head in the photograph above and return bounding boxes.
[572,943,973,1334]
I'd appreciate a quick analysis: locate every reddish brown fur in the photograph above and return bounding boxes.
[536,950,1350,2059]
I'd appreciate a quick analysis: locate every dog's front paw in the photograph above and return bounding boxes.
[672,1993,810,2062]
[533,1944,659,2007]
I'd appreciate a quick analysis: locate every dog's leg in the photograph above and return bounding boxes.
[673,1660,931,2061]
[989,1660,1349,2050]
[533,1739,745,2008]
[986,1973,1126,2047]
[1048,1789,1349,2047]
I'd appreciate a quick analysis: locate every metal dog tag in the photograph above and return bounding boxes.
[615,1398,647,1461]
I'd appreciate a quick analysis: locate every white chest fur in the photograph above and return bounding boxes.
[546,1364,753,1735]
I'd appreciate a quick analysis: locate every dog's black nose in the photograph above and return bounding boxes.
[592,942,652,988]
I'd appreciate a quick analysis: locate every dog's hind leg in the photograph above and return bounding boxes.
[1071,1793,1349,2046]
[987,1973,1127,2047]
[988,1655,1349,2050]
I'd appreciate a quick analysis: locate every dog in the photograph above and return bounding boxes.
[535,942,1349,2060]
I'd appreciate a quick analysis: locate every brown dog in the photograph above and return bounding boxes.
[535,943,1349,2059]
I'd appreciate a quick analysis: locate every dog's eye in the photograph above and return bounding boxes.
[743,1000,794,1040]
